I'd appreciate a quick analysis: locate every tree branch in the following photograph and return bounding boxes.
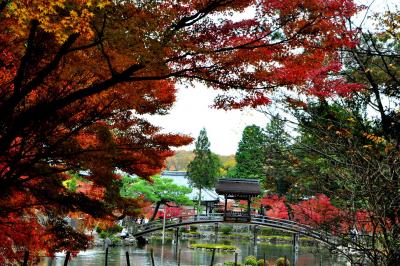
[13,20,38,95]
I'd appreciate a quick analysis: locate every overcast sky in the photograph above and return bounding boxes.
[146,83,267,155]
[147,0,396,156]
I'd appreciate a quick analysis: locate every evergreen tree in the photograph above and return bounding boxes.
[187,128,221,208]
[120,175,192,221]
[264,115,292,196]
[235,125,266,179]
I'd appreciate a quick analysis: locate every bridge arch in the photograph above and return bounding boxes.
[131,214,333,245]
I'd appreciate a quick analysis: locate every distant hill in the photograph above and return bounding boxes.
[165,150,235,172]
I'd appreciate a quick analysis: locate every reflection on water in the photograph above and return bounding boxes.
[39,238,347,266]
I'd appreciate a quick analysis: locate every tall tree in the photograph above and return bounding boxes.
[263,115,293,195]
[289,101,394,265]
[235,125,265,179]
[187,128,220,209]
[0,0,361,262]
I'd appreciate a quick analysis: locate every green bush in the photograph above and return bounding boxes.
[97,224,123,239]
[257,259,269,266]
[107,224,123,234]
[109,235,122,245]
[244,255,257,266]
[180,227,189,233]
[275,257,290,266]
[190,225,198,232]
[99,231,108,239]
[259,228,289,236]
[221,226,233,235]
[224,262,243,266]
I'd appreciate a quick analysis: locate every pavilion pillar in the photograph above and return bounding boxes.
[214,222,219,243]
[247,198,251,217]
[174,227,179,246]
[224,196,227,221]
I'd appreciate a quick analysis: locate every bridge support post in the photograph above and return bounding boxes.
[292,233,299,266]
[174,227,179,246]
[253,225,257,245]
[214,223,219,243]
[174,227,179,256]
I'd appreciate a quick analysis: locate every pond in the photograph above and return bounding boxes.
[39,237,348,266]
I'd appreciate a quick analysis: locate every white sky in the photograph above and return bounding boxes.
[147,0,397,156]
[147,83,267,155]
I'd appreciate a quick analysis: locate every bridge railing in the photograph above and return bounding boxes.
[131,213,335,244]
[133,213,224,234]
[251,215,337,244]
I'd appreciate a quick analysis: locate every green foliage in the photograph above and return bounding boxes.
[97,224,123,239]
[187,128,221,209]
[189,243,236,251]
[219,155,237,177]
[259,228,290,236]
[120,175,192,206]
[263,115,293,195]
[224,262,243,266]
[187,128,221,190]
[275,257,290,266]
[63,177,77,192]
[244,255,258,266]
[62,173,89,192]
[235,125,265,180]
[99,231,108,239]
[257,259,270,266]
[107,224,123,234]
[189,225,198,232]
[221,225,233,235]
[109,235,122,245]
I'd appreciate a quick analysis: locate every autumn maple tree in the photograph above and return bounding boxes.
[0,0,361,263]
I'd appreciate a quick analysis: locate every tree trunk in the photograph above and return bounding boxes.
[149,201,162,222]
[284,201,294,220]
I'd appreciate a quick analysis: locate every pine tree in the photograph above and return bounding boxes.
[187,128,220,209]
[264,115,292,195]
[235,125,266,180]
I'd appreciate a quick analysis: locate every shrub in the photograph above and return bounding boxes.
[190,225,198,232]
[109,235,122,245]
[107,224,123,234]
[257,259,270,266]
[221,226,233,235]
[259,228,289,236]
[244,255,257,266]
[99,231,108,239]
[276,257,290,266]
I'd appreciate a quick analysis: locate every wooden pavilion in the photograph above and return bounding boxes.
[215,178,260,222]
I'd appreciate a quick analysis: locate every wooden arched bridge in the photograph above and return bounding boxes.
[131,213,334,246]
[128,178,338,261]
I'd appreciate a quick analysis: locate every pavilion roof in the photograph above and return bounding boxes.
[215,178,261,197]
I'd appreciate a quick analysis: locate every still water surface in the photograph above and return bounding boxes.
[39,238,348,266]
